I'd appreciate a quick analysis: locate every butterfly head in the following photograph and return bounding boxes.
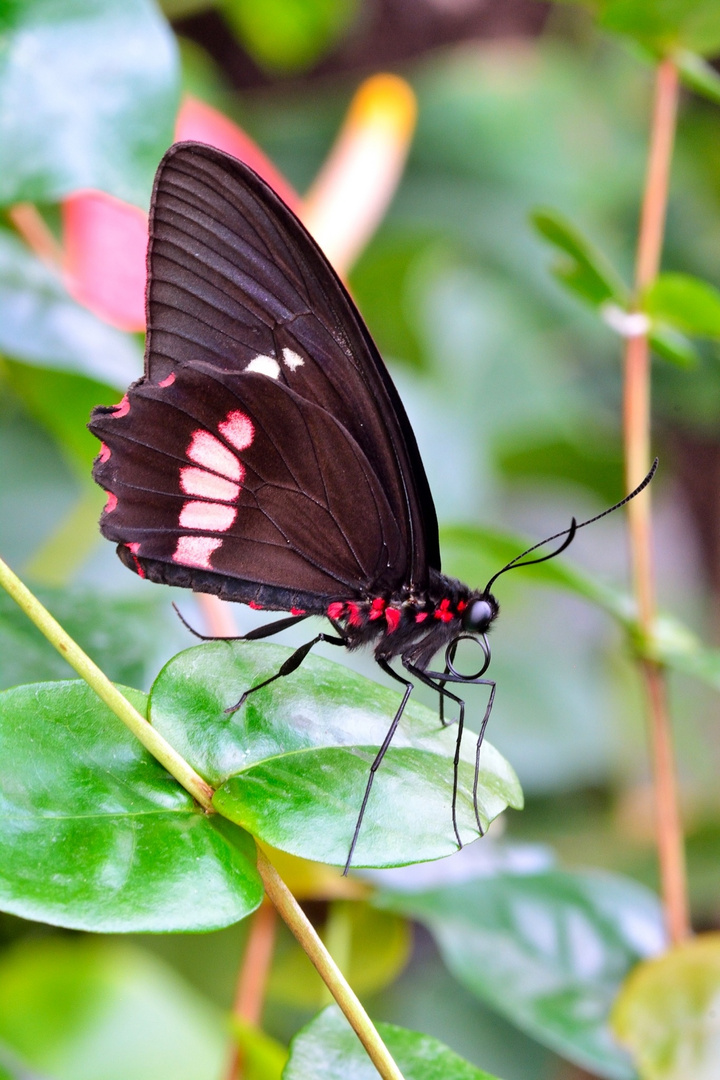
[461,595,498,636]
[435,590,499,682]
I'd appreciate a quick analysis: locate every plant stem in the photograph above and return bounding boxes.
[255,848,406,1080]
[0,553,215,812]
[623,57,690,944]
[225,901,278,1080]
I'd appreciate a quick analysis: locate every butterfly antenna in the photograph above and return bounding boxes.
[484,458,658,594]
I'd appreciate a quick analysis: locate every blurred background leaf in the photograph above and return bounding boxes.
[2,0,720,1076]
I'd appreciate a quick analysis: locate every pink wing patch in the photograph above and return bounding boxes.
[186,430,243,480]
[179,501,237,532]
[172,409,255,571]
[173,536,223,569]
[180,467,240,502]
[218,410,254,451]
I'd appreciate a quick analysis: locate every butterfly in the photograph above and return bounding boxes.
[89,142,655,871]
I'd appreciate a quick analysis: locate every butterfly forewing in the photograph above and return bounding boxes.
[90,142,439,607]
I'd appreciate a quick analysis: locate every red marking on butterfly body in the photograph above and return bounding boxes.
[113,395,130,417]
[347,602,363,626]
[158,373,175,387]
[368,598,386,620]
[99,443,111,463]
[434,598,454,623]
[327,601,345,619]
[249,600,263,610]
[291,607,306,616]
[385,607,400,632]
[415,611,429,623]
[104,492,118,513]
[457,600,467,611]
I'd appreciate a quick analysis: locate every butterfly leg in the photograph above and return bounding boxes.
[343,658,414,875]
[225,632,346,714]
[471,679,496,835]
[404,663,465,849]
[415,668,497,835]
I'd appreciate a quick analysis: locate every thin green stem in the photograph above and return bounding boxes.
[256,848,405,1080]
[0,553,215,811]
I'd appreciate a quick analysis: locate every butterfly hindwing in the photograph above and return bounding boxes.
[90,142,440,606]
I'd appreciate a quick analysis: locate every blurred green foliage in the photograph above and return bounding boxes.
[2,0,720,1078]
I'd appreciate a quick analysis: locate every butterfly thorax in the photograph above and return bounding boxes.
[326,570,499,666]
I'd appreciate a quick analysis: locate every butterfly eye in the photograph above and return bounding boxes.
[462,599,494,632]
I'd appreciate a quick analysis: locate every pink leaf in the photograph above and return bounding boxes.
[62,191,148,332]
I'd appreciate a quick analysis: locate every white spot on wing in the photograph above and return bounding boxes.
[179,501,237,532]
[246,355,280,379]
[282,348,304,371]
[180,467,240,502]
[187,430,241,480]
[173,536,222,569]
[218,410,254,451]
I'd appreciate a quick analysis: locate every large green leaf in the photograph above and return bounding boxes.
[0,228,142,390]
[378,868,665,1079]
[439,523,629,622]
[0,680,262,931]
[0,584,184,690]
[0,0,179,206]
[283,1005,502,1080]
[149,641,523,868]
[611,933,720,1080]
[3,361,119,473]
[0,938,225,1080]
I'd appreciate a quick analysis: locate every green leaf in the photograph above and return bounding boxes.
[284,1004,502,1080]
[3,361,119,473]
[648,327,700,368]
[675,48,720,104]
[149,642,523,868]
[0,228,142,390]
[648,613,720,692]
[268,900,411,1007]
[439,524,630,624]
[0,584,185,690]
[0,938,225,1080]
[0,0,179,206]
[496,432,625,507]
[378,869,665,1079]
[221,0,358,74]
[531,209,628,308]
[597,0,720,57]
[646,273,720,338]
[231,1017,287,1080]
[0,680,263,931]
[611,932,720,1079]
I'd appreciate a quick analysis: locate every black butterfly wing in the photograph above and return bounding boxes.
[89,142,440,609]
